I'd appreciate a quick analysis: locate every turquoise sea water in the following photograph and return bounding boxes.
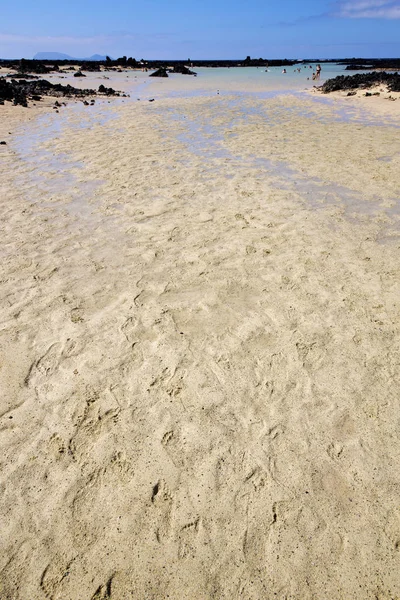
[184,62,350,87]
[142,62,370,98]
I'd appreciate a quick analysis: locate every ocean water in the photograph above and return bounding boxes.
[183,62,348,87]
[143,62,369,98]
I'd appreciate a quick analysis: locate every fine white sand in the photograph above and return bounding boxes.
[1,70,400,599]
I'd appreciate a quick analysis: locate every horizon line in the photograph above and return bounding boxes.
[1,56,400,61]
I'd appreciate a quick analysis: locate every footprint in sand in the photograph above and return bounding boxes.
[151,478,174,542]
[90,575,114,600]
[161,430,186,468]
[40,557,76,600]
[244,466,268,492]
[69,452,134,548]
[24,343,61,387]
[177,518,201,560]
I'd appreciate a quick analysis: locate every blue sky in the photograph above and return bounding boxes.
[1,0,399,59]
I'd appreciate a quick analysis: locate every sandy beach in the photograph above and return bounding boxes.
[1,68,400,599]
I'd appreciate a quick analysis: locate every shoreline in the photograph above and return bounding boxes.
[1,64,399,119]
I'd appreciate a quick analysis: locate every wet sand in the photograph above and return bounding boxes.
[1,70,400,599]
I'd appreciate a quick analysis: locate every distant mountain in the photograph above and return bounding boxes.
[33,52,74,60]
[86,54,109,61]
[33,52,110,61]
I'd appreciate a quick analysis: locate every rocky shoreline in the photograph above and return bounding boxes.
[320,71,400,93]
[0,77,122,107]
[0,56,297,72]
[343,58,400,71]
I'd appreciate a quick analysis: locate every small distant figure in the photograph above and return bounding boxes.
[217,89,220,95]
[282,68,287,74]
[316,64,321,79]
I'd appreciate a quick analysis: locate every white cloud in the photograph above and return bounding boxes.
[334,0,400,18]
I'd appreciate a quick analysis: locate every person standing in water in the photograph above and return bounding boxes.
[316,64,321,79]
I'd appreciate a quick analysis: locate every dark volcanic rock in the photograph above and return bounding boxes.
[342,58,400,71]
[169,65,197,75]
[149,68,168,78]
[98,84,118,95]
[345,65,373,71]
[6,73,39,79]
[321,71,400,93]
[80,62,101,72]
[0,78,120,107]
[0,79,14,102]
[73,71,86,77]
[18,59,55,74]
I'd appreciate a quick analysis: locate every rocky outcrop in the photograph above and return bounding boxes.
[149,65,198,78]
[0,78,121,107]
[169,65,197,75]
[18,59,57,74]
[5,73,39,79]
[344,65,373,71]
[149,68,168,78]
[342,58,400,71]
[98,84,118,95]
[321,71,400,93]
